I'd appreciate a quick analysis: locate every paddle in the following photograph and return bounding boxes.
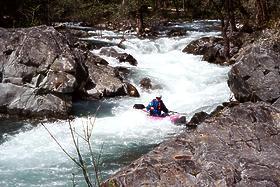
[168,110,189,115]
[133,104,146,110]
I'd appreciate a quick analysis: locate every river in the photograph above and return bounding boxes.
[0,21,231,186]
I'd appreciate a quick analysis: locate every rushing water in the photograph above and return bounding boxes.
[0,21,231,186]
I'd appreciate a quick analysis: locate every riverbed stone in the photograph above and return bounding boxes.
[124,82,140,97]
[139,77,152,90]
[0,26,84,118]
[100,47,138,66]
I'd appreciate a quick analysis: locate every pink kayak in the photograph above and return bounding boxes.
[142,109,186,124]
[147,114,182,123]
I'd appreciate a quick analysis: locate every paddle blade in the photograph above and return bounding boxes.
[133,104,146,109]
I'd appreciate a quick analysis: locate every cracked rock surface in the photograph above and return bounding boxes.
[228,29,280,104]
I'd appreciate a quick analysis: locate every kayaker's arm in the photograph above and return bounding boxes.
[161,101,169,114]
[146,102,153,111]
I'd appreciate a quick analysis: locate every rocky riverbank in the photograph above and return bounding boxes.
[102,29,280,186]
[0,26,139,119]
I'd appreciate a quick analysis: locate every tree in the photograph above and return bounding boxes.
[255,0,268,25]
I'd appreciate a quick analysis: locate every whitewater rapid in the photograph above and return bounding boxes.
[0,22,231,186]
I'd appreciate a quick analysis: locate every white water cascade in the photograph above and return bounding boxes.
[0,21,231,186]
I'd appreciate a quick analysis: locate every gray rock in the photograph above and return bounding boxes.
[272,97,280,109]
[228,29,280,103]
[85,60,127,98]
[0,26,139,118]
[183,37,227,65]
[183,36,241,65]
[0,83,70,118]
[0,26,83,118]
[100,47,137,66]
[167,28,187,37]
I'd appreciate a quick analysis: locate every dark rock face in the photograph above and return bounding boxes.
[114,66,130,80]
[139,77,163,90]
[183,37,226,64]
[99,47,138,66]
[186,111,209,126]
[102,102,280,186]
[167,28,187,37]
[228,29,280,104]
[139,77,152,90]
[124,82,140,97]
[0,26,139,118]
[183,36,240,65]
[85,60,126,98]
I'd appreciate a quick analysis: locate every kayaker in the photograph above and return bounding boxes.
[146,95,169,117]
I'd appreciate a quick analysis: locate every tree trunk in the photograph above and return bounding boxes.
[229,0,237,32]
[136,1,144,35]
[222,0,230,60]
[156,0,161,10]
[122,0,127,6]
[255,0,268,24]
[172,0,179,17]
[222,18,230,61]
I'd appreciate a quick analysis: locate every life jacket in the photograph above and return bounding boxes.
[152,99,168,114]
[157,100,161,110]
[152,99,161,113]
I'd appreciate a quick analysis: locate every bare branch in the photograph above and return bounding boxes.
[69,120,93,187]
[41,123,82,168]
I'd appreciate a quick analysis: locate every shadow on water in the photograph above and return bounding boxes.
[0,120,33,144]
[100,143,159,179]
[0,99,120,144]
[72,99,121,118]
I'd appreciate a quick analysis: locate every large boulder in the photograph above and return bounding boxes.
[0,26,87,118]
[0,26,88,93]
[84,53,139,99]
[102,102,280,186]
[183,37,226,64]
[183,36,240,65]
[0,26,139,118]
[85,62,127,98]
[0,83,71,118]
[228,29,280,104]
